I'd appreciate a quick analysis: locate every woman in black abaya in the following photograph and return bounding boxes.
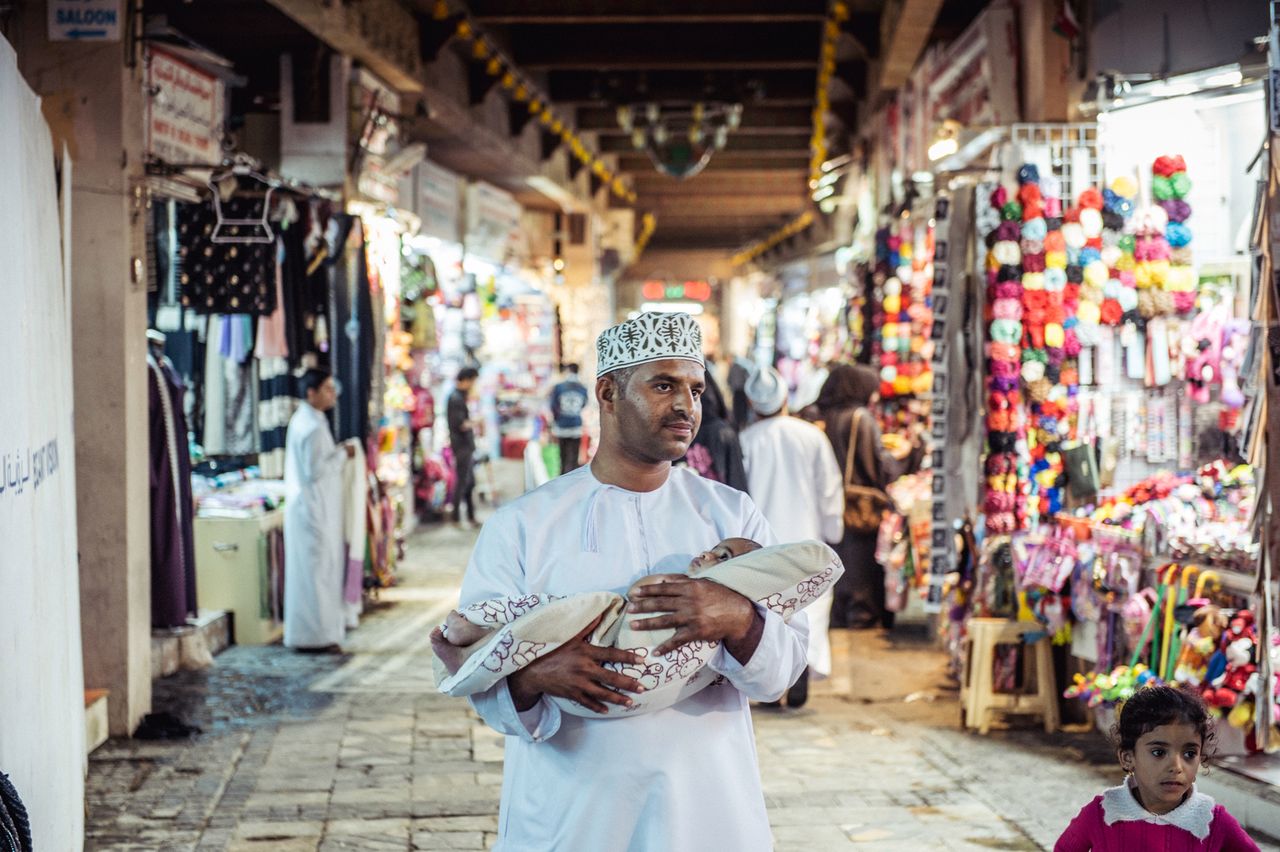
[817,363,922,629]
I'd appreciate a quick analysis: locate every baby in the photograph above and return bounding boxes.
[440,536,761,648]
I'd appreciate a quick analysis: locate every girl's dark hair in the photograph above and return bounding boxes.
[1114,685,1215,753]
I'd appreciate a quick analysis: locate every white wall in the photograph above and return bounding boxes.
[0,35,86,851]
[1100,87,1266,266]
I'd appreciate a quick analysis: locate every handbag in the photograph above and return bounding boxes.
[1063,441,1100,499]
[842,409,891,534]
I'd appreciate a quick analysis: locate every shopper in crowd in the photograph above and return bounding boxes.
[548,362,589,474]
[739,366,844,708]
[682,368,749,491]
[454,311,806,851]
[726,354,755,431]
[1055,685,1258,851]
[447,366,481,528]
[283,368,356,652]
[817,363,922,630]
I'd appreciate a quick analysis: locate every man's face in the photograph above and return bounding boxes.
[604,359,705,464]
[308,377,338,411]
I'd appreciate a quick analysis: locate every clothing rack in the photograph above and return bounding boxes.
[144,155,342,203]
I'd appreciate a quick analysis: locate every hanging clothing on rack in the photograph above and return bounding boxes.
[203,313,259,455]
[176,197,277,315]
[329,214,376,444]
[342,443,369,629]
[148,350,197,629]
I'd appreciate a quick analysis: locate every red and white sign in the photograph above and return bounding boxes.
[146,48,225,164]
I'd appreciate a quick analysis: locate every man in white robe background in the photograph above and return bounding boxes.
[284,368,355,651]
[445,312,809,851]
[740,365,845,708]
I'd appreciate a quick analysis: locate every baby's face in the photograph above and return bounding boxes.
[689,538,761,570]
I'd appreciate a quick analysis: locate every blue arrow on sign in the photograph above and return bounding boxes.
[67,28,108,38]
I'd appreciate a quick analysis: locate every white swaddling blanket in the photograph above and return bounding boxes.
[431,539,842,717]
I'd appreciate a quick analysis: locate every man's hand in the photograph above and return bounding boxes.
[507,616,647,714]
[344,442,356,458]
[626,577,763,661]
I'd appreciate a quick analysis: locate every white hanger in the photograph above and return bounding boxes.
[207,154,276,245]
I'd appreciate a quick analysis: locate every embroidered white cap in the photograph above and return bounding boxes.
[745,366,788,416]
[595,311,704,377]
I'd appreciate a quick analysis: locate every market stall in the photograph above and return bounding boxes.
[941,74,1273,761]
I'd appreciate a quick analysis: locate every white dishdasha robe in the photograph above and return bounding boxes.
[283,402,347,648]
[460,464,808,851]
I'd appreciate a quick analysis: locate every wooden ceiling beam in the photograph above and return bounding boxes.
[616,154,810,172]
[601,134,808,154]
[509,23,820,71]
[579,105,812,134]
[878,0,946,89]
[265,0,423,93]
[547,69,816,105]
[642,196,806,216]
[468,0,827,24]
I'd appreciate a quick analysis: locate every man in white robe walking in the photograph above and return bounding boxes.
[740,365,845,707]
[284,369,355,651]
[446,312,808,851]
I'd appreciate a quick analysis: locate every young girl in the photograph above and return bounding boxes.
[1055,685,1259,851]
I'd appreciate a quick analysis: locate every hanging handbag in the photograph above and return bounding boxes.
[842,409,892,534]
[1063,441,1101,499]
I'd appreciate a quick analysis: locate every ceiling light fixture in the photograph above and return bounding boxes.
[616,100,744,179]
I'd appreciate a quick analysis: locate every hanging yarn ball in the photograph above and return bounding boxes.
[990,185,1009,207]
[1151,175,1175,201]
[1111,175,1138,198]
[1079,208,1104,239]
[1166,221,1193,248]
[1152,155,1187,177]
[1023,254,1047,273]
[1044,197,1064,219]
[1083,260,1109,288]
[1135,206,1169,235]
[1101,210,1127,232]
[1173,291,1197,313]
[1137,289,1157,318]
[1021,238,1046,256]
[1018,183,1043,206]
[1153,289,1175,316]
[1044,323,1065,349]
[1078,187,1104,210]
[992,241,1022,266]
[1159,199,1192,223]
[1046,250,1068,269]
[1044,268,1068,290]
[1062,222,1086,250]
[1170,247,1194,266]
[1100,300,1123,325]
[1002,201,1023,221]
[995,220,1021,242]
[1022,218,1048,241]
[883,277,902,296]
[1018,163,1041,185]
[991,319,1023,344]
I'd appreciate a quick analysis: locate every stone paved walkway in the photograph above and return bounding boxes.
[85,463,1280,850]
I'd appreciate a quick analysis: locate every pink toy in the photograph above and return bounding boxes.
[1184,304,1226,404]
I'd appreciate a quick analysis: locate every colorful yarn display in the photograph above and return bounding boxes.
[980,167,1089,535]
[983,182,1027,536]
[872,222,934,399]
[1153,155,1196,314]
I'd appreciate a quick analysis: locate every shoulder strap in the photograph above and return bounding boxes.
[844,408,863,486]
